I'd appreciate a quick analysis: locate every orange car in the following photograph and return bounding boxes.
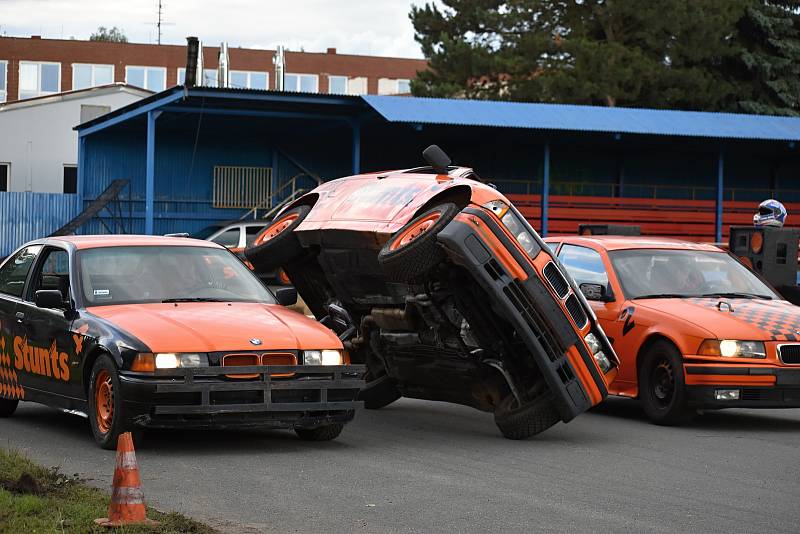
[0,235,363,448]
[545,235,800,424]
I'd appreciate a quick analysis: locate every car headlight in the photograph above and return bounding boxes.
[155,353,209,368]
[483,200,539,256]
[584,332,612,372]
[698,340,766,359]
[303,349,343,365]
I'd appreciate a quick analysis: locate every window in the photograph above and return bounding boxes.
[378,77,411,95]
[545,241,561,253]
[72,64,113,90]
[558,244,609,287]
[0,245,41,298]
[0,163,8,192]
[284,73,318,93]
[0,61,6,102]
[212,228,240,248]
[212,166,272,209]
[63,165,77,194]
[230,70,268,90]
[125,66,166,92]
[245,225,268,246]
[177,68,219,87]
[347,77,368,95]
[29,248,70,301]
[328,75,348,94]
[80,104,111,123]
[19,61,61,99]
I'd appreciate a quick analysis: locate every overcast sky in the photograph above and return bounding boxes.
[0,0,430,58]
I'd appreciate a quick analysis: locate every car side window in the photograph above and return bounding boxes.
[29,248,71,301]
[558,244,609,287]
[546,241,561,253]
[0,245,42,298]
[245,225,266,246]
[212,228,240,248]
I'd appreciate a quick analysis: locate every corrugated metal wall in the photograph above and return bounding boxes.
[0,192,78,256]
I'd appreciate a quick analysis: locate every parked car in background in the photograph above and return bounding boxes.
[0,236,363,448]
[246,146,618,439]
[545,235,800,424]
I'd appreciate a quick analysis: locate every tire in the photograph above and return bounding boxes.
[494,393,561,440]
[0,398,18,417]
[88,354,131,450]
[638,340,693,425]
[295,423,344,442]
[245,205,312,271]
[378,203,460,283]
[359,375,401,410]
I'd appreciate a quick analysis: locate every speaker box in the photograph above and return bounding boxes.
[578,224,641,236]
[729,226,800,288]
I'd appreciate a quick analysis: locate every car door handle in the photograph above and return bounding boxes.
[15,311,25,322]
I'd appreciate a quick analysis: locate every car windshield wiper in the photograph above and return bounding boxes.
[699,292,772,300]
[631,293,690,300]
[161,297,229,303]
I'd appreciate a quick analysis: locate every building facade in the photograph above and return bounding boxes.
[0,84,150,193]
[0,36,427,103]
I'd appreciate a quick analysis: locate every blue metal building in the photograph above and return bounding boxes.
[68,86,800,243]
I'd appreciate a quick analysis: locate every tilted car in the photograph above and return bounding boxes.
[0,236,363,448]
[246,146,619,439]
[545,235,800,423]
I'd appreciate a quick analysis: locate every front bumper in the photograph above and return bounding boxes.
[119,364,365,429]
[685,364,800,408]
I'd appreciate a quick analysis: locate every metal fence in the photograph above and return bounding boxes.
[212,166,272,209]
[0,192,78,256]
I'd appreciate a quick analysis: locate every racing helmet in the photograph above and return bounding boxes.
[753,199,787,228]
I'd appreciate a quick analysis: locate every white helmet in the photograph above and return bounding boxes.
[753,199,787,228]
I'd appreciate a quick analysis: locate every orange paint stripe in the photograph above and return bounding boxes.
[565,345,603,406]
[684,374,776,387]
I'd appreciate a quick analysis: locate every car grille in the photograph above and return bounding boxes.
[221,352,298,378]
[543,262,569,299]
[779,345,800,365]
[565,294,588,329]
[503,280,564,362]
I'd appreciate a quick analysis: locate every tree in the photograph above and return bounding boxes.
[89,26,128,43]
[734,1,800,116]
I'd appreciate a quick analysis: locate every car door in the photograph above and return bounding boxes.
[0,245,43,401]
[16,246,81,400]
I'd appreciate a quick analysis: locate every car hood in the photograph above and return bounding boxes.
[86,302,341,353]
[634,297,800,341]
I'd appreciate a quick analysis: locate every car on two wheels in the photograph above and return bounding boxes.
[246,146,619,439]
[545,235,800,423]
[0,235,363,448]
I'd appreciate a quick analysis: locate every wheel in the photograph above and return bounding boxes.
[378,203,460,282]
[494,393,561,440]
[88,354,131,450]
[638,340,693,425]
[245,205,312,271]
[359,374,401,410]
[295,423,344,441]
[0,398,18,417]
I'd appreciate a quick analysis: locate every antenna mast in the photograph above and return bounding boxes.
[157,0,164,45]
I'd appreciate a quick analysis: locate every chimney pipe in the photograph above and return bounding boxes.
[218,42,230,88]
[197,40,205,85]
[185,36,199,87]
[273,45,285,91]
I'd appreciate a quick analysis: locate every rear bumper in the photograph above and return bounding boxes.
[119,364,365,429]
[685,364,800,408]
[437,208,610,422]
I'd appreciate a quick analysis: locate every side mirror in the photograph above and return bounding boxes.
[35,289,67,309]
[579,283,613,302]
[275,287,298,306]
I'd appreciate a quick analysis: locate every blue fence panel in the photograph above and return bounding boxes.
[0,192,79,256]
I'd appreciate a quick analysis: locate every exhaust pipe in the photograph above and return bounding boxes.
[218,42,229,88]
[184,36,199,87]
[273,45,285,91]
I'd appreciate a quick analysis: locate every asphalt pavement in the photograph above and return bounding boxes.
[1,397,799,533]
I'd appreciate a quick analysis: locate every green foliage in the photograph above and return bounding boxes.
[410,0,800,115]
[89,26,128,43]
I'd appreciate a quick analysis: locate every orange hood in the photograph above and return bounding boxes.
[87,302,342,353]
[635,297,800,342]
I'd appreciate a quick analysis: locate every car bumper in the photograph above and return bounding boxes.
[119,364,365,429]
[437,207,610,422]
[685,364,800,408]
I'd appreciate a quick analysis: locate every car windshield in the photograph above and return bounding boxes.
[191,224,224,240]
[609,249,778,300]
[78,245,276,306]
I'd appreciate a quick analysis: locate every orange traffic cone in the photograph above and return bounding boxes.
[95,432,159,527]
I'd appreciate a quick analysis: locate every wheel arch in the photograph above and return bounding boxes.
[634,333,682,396]
[412,185,472,219]
[274,192,319,218]
[82,344,121,397]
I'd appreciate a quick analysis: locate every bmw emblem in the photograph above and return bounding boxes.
[249,338,262,346]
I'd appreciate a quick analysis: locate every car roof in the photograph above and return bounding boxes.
[45,235,226,250]
[545,235,723,252]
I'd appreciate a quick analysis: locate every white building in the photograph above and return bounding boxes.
[0,83,151,193]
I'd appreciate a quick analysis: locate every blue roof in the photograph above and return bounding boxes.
[363,95,800,141]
